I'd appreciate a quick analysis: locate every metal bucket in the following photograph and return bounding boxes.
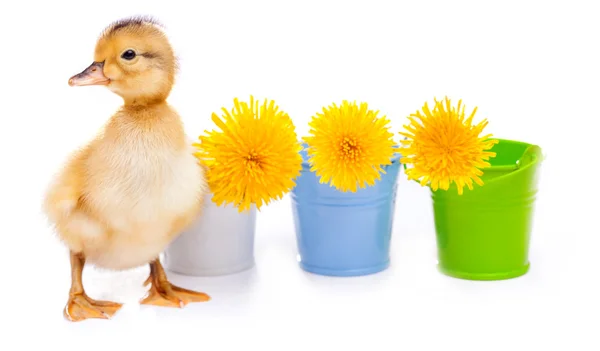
[431,139,543,280]
[163,192,257,276]
[290,148,402,277]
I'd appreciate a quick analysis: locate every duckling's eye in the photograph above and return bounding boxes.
[121,50,136,60]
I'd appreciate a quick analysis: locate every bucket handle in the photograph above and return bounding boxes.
[515,144,543,169]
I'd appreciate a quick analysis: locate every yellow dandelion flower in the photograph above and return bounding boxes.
[303,100,397,192]
[194,96,303,212]
[400,97,499,195]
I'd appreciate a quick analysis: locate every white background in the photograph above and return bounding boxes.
[1,0,598,349]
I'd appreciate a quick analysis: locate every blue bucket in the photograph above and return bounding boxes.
[290,146,402,277]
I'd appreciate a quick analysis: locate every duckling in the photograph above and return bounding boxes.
[43,16,210,322]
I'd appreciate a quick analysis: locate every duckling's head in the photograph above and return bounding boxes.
[68,16,177,105]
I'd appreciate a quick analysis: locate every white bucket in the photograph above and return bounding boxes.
[163,193,257,276]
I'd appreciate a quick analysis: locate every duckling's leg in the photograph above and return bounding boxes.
[140,259,210,308]
[63,251,123,322]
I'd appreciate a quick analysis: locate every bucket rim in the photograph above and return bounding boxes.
[403,137,543,188]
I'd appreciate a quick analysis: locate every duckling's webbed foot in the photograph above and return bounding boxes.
[140,259,210,308]
[64,293,122,321]
[64,251,123,322]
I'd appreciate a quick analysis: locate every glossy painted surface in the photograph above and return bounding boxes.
[163,192,257,276]
[431,139,543,280]
[291,148,402,277]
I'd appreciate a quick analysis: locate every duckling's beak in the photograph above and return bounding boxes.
[68,62,110,86]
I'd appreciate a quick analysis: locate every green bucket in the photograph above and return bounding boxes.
[429,139,543,280]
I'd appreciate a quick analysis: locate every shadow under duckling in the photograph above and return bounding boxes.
[43,16,210,322]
